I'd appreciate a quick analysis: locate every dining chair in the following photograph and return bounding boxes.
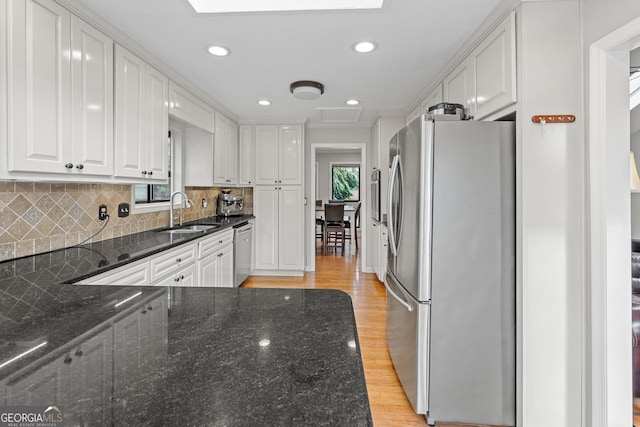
[344,202,361,250]
[323,203,345,255]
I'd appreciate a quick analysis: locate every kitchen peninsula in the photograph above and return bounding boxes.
[0,285,372,426]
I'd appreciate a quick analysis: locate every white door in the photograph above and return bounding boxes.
[144,64,168,180]
[8,0,72,173]
[71,15,113,176]
[114,44,145,179]
[238,125,253,185]
[255,125,279,184]
[279,125,302,185]
[254,186,279,269]
[278,185,303,270]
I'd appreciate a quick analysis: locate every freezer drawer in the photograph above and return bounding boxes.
[384,272,429,414]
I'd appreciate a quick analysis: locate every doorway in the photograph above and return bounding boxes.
[308,143,367,272]
[588,16,640,425]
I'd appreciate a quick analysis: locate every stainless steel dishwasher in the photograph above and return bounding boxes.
[233,220,253,287]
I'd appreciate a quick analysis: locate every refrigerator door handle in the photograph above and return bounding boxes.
[388,154,401,256]
[384,273,413,312]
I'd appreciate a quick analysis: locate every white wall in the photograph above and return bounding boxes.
[315,152,361,202]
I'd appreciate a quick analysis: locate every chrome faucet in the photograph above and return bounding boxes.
[170,191,193,227]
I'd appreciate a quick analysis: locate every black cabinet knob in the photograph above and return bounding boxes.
[142,171,148,175]
[148,171,153,176]
[64,356,72,365]
[176,258,181,263]
[75,350,83,357]
[75,164,84,170]
[65,163,73,169]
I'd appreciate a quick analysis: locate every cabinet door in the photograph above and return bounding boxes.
[371,222,380,278]
[227,121,238,184]
[278,186,303,270]
[254,125,279,184]
[144,64,169,180]
[199,252,220,287]
[371,120,380,170]
[238,125,254,185]
[422,84,443,113]
[472,12,516,120]
[114,44,145,179]
[443,57,475,118]
[254,186,279,269]
[378,225,388,282]
[214,112,232,185]
[8,0,72,174]
[279,125,302,185]
[218,243,234,287]
[70,15,113,176]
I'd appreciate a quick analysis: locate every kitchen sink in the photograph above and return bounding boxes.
[182,225,219,231]
[158,224,219,235]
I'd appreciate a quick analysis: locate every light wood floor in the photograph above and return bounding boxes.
[242,240,489,427]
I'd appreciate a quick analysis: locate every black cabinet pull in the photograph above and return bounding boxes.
[176,258,181,263]
[142,171,148,175]
[75,164,84,170]
[65,163,73,169]
[64,356,72,365]
[75,350,83,357]
[148,171,153,176]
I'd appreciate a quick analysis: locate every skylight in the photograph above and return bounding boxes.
[187,0,384,13]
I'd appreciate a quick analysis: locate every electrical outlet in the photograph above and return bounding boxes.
[118,203,130,218]
[201,198,207,208]
[98,204,108,221]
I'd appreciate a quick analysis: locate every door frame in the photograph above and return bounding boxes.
[308,143,367,271]
[587,16,640,426]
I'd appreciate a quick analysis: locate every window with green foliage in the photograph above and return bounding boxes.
[331,164,360,201]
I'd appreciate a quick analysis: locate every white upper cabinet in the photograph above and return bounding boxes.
[255,124,303,185]
[443,11,516,120]
[6,0,113,178]
[422,84,443,114]
[70,15,113,176]
[168,81,214,133]
[114,44,168,182]
[213,111,238,185]
[238,125,254,185]
[443,56,475,118]
[471,12,516,120]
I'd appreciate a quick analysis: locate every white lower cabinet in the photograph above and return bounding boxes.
[378,224,388,282]
[197,229,234,287]
[2,327,114,425]
[77,229,239,286]
[371,221,380,279]
[254,185,303,272]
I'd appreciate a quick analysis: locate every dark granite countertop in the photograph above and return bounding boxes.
[0,215,254,286]
[0,286,372,426]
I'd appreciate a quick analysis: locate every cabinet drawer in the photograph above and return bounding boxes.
[150,243,197,282]
[198,229,234,259]
[152,264,197,286]
[77,259,150,285]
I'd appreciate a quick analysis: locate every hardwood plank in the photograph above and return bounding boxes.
[242,243,488,427]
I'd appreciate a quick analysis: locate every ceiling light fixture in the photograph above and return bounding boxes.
[290,80,325,100]
[206,45,231,57]
[352,41,377,53]
[257,99,271,106]
[346,99,360,105]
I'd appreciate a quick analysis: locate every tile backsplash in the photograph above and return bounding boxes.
[0,182,253,262]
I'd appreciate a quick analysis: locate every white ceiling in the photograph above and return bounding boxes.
[76,0,502,125]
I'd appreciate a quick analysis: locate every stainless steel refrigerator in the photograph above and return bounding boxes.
[384,114,515,426]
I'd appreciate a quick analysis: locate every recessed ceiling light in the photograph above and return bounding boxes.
[206,45,231,57]
[352,41,377,53]
[257,100,271,106]
[346,99,360,105]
